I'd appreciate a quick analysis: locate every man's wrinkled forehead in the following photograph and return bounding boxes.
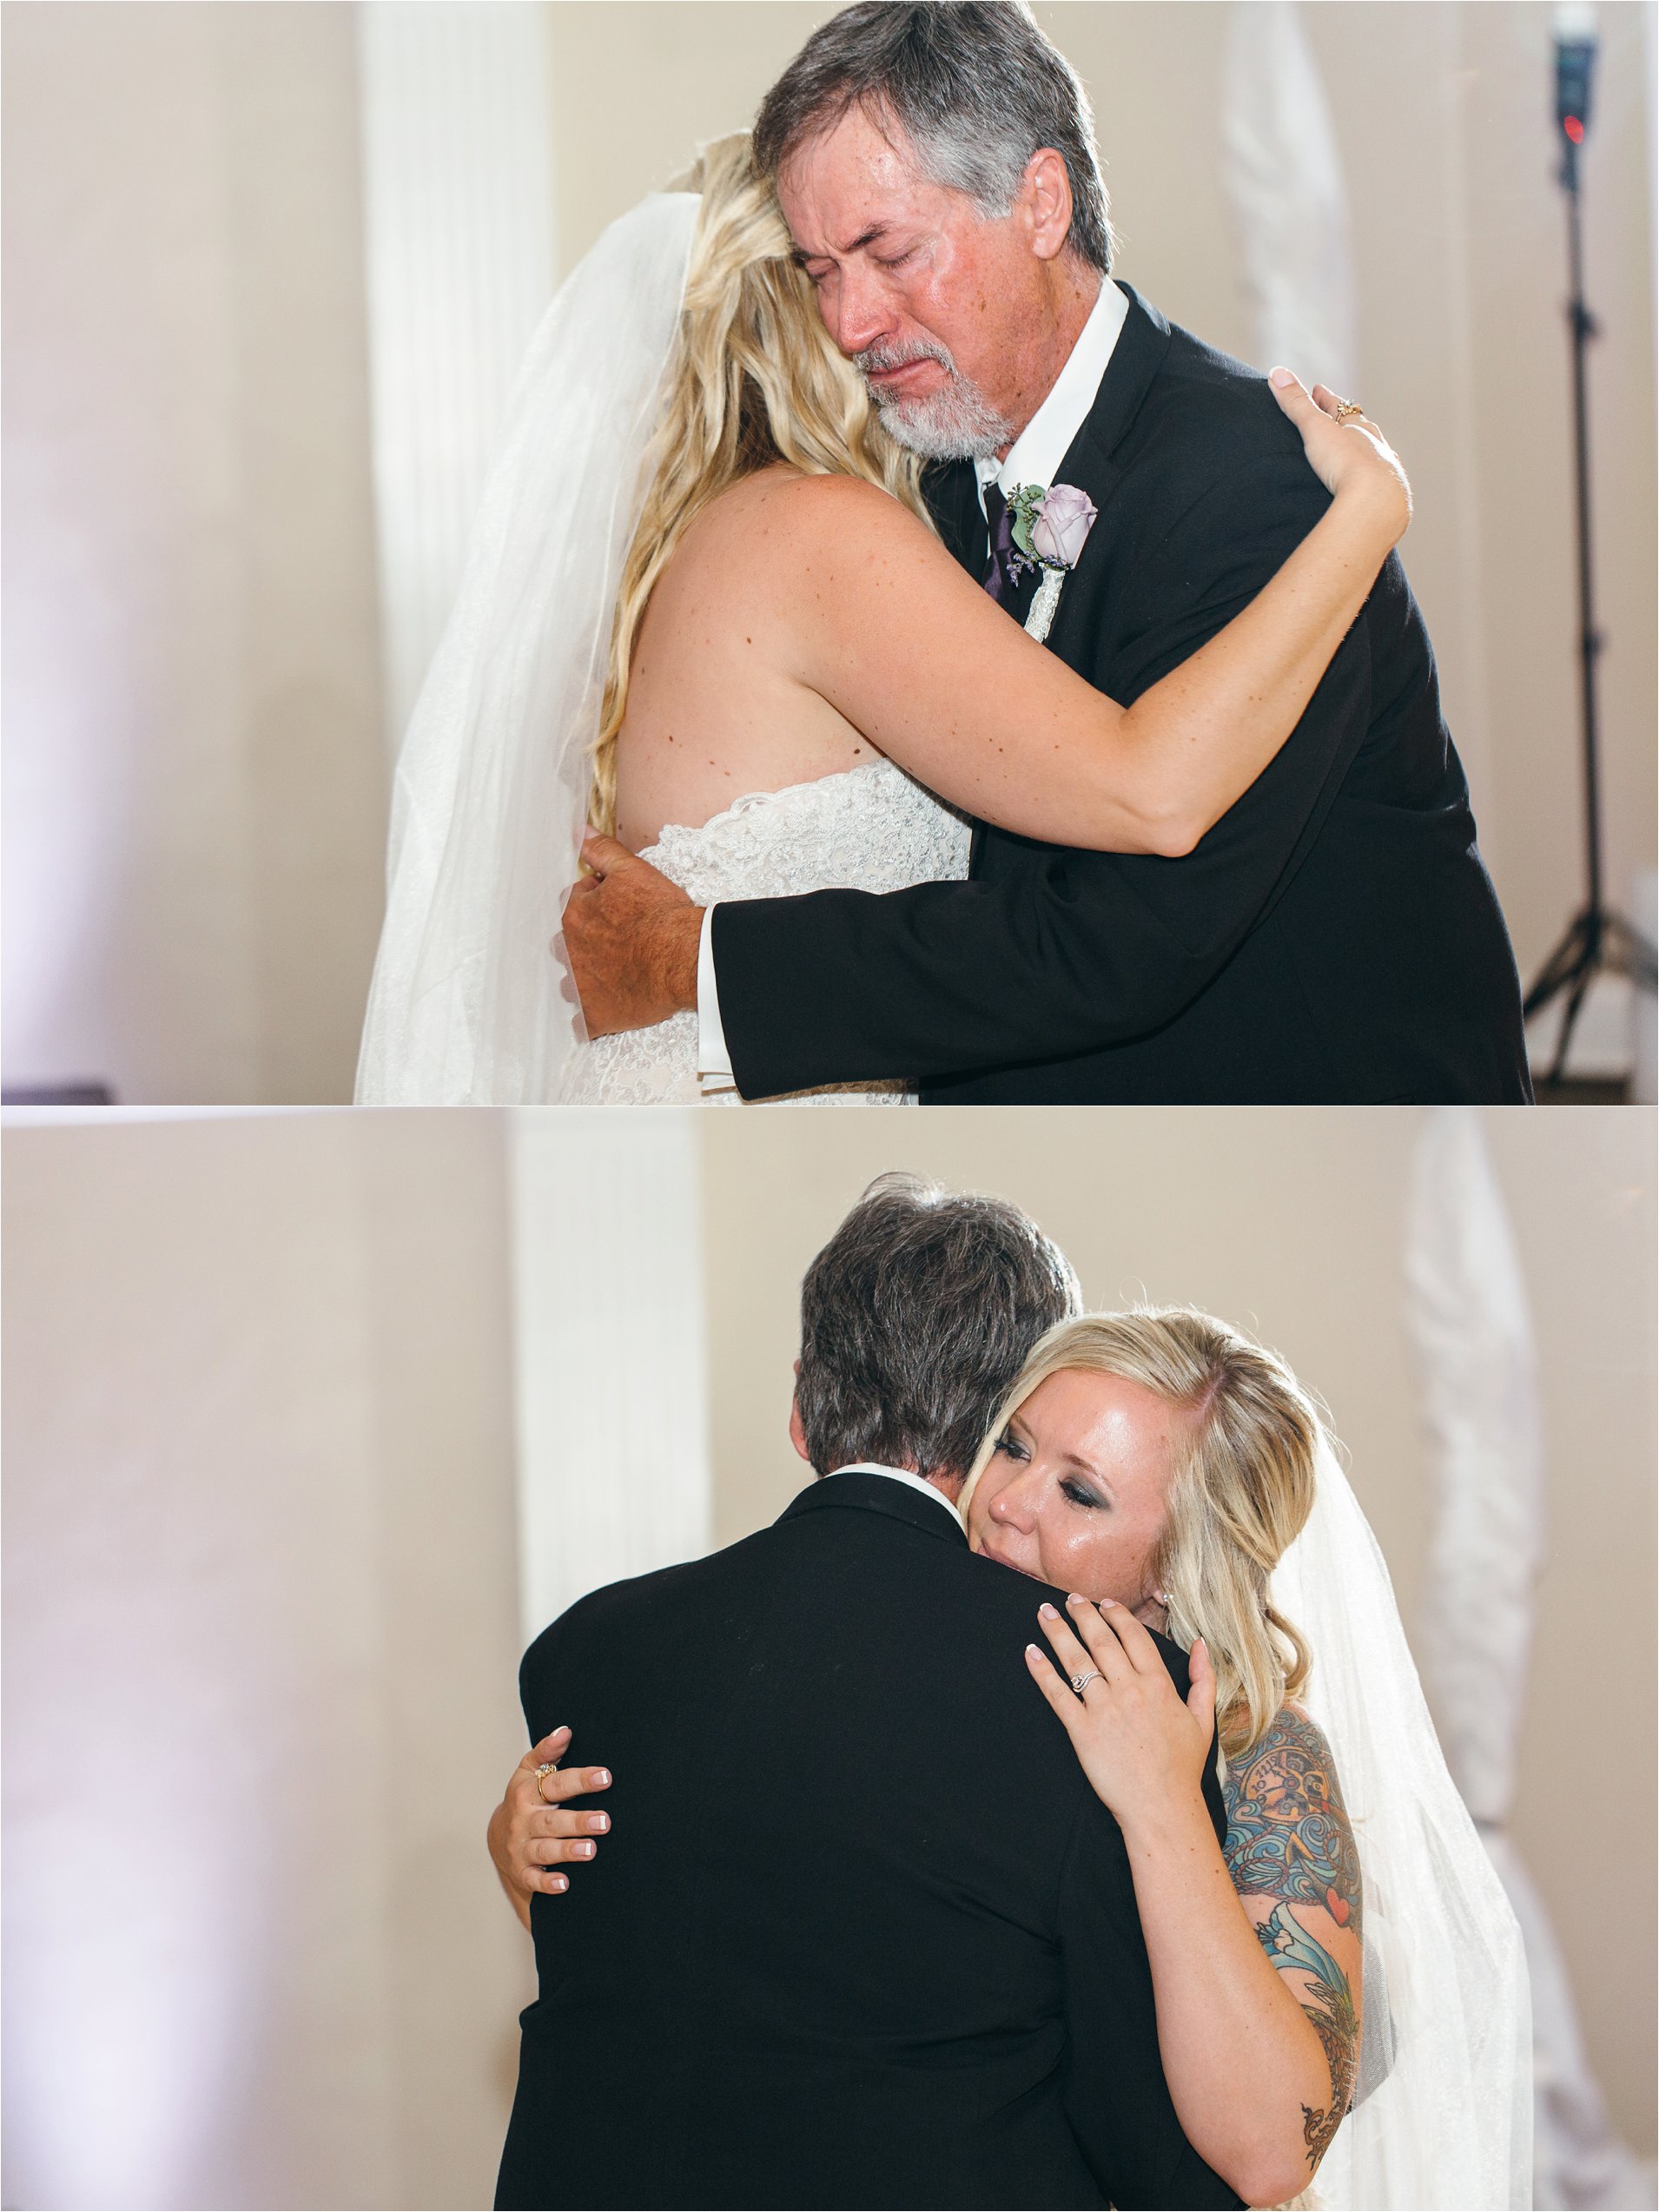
[777,102,942,257]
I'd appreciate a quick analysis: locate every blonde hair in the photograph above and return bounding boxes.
[589,133,934,835]
[961,1308,1321,1762]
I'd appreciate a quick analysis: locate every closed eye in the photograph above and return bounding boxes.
[993,1429,1029,1463]
[1061,1476,1107,1511]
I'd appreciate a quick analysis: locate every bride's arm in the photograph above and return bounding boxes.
[776,373,1409,856]
[1028,1597,1363,2211]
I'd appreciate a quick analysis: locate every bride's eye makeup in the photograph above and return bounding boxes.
[1060,1476,1107,1512]
[992,1427,1030,1463]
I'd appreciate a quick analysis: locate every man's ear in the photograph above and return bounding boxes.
[1020,147,1075,264]
[789,1365,813,1465]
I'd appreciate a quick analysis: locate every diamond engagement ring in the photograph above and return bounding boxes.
[1332,399,1363,422]
[1070,1669,1101,1695]
[534,1761,559,1801]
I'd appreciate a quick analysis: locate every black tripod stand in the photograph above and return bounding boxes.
[1523,23,1657,1086]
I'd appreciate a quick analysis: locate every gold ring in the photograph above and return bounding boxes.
[535,1761,559,1802]
[1332,399,1364,423]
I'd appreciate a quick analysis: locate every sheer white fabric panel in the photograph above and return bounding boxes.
[1221,0,1357,399]
[510,1111,712,1648]
[1405,1109,1655,2209]
[356,3,556,749]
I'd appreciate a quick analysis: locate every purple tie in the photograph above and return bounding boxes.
[982,482,1015,602]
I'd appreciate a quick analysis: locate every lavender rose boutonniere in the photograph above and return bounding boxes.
[1005,480,1099,644]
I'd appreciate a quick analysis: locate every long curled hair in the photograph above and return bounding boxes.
[960,1307,1321,1762]
[589,133,934,835]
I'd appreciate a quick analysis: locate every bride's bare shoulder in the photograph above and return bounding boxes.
[684,463,936,576]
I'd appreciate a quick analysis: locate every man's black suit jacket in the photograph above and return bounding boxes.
[494,1473,1242,2212]
[710,286,1532,1104]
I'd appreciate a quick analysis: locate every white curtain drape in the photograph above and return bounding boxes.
[1405,1108,1656,2209]
[508,1111,712,1650]
[1221,0,1358,399]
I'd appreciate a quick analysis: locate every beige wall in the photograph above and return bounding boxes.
[547,0,1659,1035]
[1,3,387,1106]
[697,1105,1657,2154]
[2,1113,530,2210]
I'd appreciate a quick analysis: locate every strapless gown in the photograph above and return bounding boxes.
[564,759,971,1106]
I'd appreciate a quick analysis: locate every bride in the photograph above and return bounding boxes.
[493,1309,1531,2209]
[355,136,1412,1106]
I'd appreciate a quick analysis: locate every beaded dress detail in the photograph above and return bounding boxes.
[565,759,970,1106]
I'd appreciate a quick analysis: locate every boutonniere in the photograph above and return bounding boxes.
[1004,481,1099,644]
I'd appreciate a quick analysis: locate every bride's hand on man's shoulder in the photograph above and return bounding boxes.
[488,1727,614,1908]
[1025,1594,1217,1828]
[1269,366,1413,544]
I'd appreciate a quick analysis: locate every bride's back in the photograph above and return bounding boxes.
[612,464,892,851]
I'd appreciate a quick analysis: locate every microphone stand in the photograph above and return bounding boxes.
[1522,36,1657,1086]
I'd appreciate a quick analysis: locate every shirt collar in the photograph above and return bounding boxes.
[975,276,1129,516]
[826,1463,966,1531]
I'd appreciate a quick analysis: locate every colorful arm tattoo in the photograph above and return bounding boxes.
[1224,1707,1363,2171]
[1222,1705,1362,1934]
[1254,1901,1360,2167]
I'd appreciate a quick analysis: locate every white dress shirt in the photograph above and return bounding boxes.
[696,278,1129,1086]
[823,1461,965,1531]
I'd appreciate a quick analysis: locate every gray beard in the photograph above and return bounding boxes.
[858,346,1014,463]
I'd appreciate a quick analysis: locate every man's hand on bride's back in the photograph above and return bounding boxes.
[560,833,703,1037]
[487,1726,613,1930]
[1268,366,1413,545]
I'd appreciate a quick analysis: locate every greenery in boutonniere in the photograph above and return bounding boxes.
[1005,482,1049,582]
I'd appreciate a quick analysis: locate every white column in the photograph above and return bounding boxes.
[355,3,556,750]
[509,1111,712,1646]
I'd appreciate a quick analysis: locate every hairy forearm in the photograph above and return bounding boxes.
[1115,485,1395,855]
[1118,1790,1330,2207]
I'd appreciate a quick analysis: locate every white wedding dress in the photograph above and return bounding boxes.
[563,758,971,1105]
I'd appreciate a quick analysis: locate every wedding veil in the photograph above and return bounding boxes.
[356,193,701,1104]
[1275,1437,1533,2209]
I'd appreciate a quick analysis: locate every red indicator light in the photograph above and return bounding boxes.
[1564,116,1585,143]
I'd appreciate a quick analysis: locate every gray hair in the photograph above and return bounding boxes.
[754,1,1114,276]
[796,1172,1081,1481]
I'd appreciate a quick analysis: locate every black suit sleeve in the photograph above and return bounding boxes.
[711,459,1375,1098]
[1054,1792,1242,2211]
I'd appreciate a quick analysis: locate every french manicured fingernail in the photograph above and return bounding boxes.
[1026,1643,1041,1659]
[1039,1602,1061,1620]
[1100,1596,1120,1608]
[574,1840,595,1857]
[1067,1593,1087,1608]
[1271,366,1293,387]
[590,1770,611,1788]
[585,1813,608,1833]
[551,1875,568,1892]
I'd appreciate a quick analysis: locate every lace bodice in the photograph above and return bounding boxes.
[564,758,971,1106]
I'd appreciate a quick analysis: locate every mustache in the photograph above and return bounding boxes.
[855,339,959,380]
